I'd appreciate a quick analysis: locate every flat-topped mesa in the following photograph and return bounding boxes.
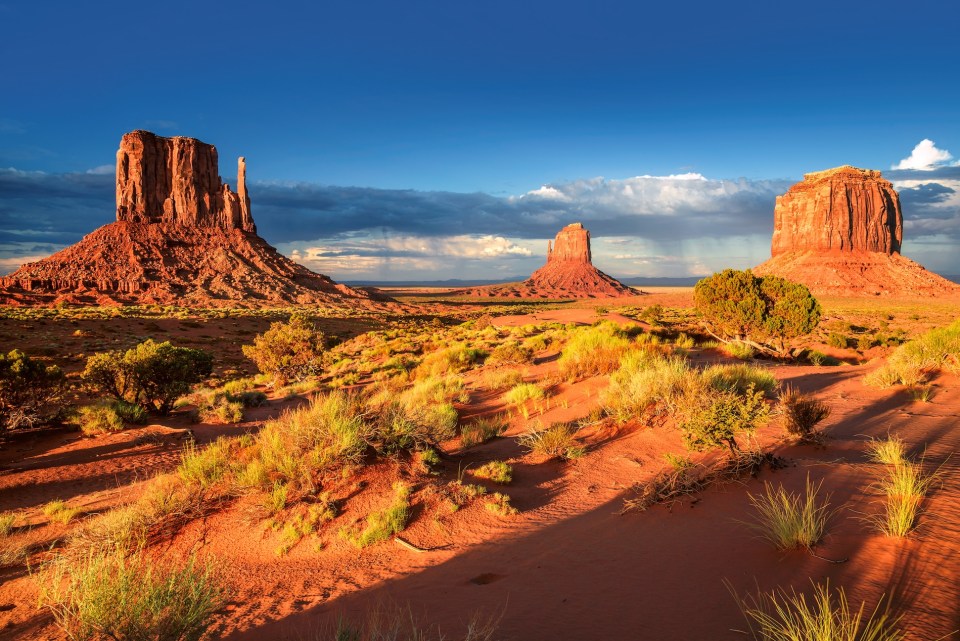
[547,222,592,264]
[771,165,902,256]
[115,130,256,232]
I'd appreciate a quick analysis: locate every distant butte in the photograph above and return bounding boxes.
[753,165,960,297]
[460,223,637,298]
[0,131,383,307]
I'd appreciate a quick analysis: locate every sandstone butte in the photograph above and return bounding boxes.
[753,165,960,297]
[460,223,636,298]
[0,130,380,307]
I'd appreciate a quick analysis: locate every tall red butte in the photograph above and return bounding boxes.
[753,165,960,297]
[461,222,636,298]
[0,131,378,307]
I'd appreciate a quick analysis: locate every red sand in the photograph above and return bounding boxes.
[0,309,958,640]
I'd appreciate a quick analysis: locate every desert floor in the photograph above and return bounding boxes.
[1,289,958,640]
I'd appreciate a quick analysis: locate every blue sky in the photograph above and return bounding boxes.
[1,0,958,280]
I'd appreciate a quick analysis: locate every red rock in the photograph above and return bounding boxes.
[755,166,959,297]
[0,130,384,307]
[770,166,901,256]
[461,223,636,299]
[115,130,256,232]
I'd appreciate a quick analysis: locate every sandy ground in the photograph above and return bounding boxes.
[0,299,958,640]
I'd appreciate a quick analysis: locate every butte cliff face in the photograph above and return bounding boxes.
[770,166,902,256]
[462,223,635,298]
[755,166,959,297]
[115,130,255,232]
[0,131,379,307]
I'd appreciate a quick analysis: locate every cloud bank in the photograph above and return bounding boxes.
[1,158,958,280]
[893,139,955,171]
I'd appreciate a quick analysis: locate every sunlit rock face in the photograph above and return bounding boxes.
[755,166,959,297]
[0,131,382,307]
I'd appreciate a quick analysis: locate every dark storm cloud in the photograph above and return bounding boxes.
[0,168,114,247]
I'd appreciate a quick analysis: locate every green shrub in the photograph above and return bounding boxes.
[343,482,411,548]
[38,549,226,641]
[747,476,831,550]
[0,349,65,430]
[242,314,326,386]
[734,580,903,641]
[473,461,512,484]
[77,403,125,436]
[827,332,851,349]
[519,423,584,460]
[866,435,907,466]
[367,376,463,450]
[83,340,213,415]
[694,269,821,357]
[679,384,769,453]
[856,334,877,351]
[557,323,632,380]
[779,386,831,439]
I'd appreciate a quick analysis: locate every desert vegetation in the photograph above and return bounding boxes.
[0,298,957,640]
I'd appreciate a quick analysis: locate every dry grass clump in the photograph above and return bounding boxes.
[703,363,777,396]
[37,549,226,641]
[503,382,546,406]
[486,341,534,366]
[865,318,960,388]
[733,580,903,641]
[479,367,524,391]
[0,512,16,537]
[864,435,940,537]
[484,493,519,516]
[472,461,512,484]
[722,341,756,360]
[43,500,81,525]
[460,415,508,449]
[601,351,696,423]
[778,386,831,441]
[77,402,125,436]
[557,322,632,380]
[518,423,584,460]
[341,482,411,548]
[865,435,907,466]
[746,475,832,550]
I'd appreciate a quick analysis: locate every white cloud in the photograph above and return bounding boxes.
[525,185,570,201]
[893,139,954,170]
[85,164,114,175]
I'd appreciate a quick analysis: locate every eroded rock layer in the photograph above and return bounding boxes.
[461,223,636,298]
[755,166,959,297]
[116,130,255,232]
[0,130,381,307]
[770,166,902,256]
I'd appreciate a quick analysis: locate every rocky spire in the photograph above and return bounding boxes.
[547,222,592,264]
[115,130,256,232]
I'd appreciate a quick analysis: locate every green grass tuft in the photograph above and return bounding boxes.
[746,475,831,550]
